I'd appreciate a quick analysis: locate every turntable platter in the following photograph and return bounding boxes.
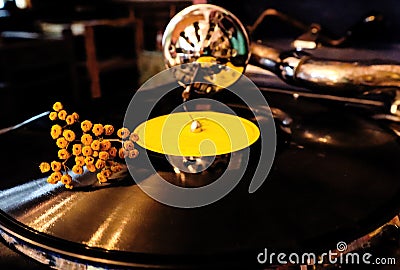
[0,88,400,269]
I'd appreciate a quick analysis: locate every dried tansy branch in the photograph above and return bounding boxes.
[39,102,139,189]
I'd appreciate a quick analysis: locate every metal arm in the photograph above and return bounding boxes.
[250,43,400,93]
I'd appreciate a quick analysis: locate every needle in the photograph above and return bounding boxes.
[182,63,202,133]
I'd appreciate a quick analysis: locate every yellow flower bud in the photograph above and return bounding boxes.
[92,124,104,137]
[129,133,139,142]
[82,146,93,156]
[81,120,93,133]
[118,148,128,159]
[72,165,83,175]
[86,163,97,172]
[39,162,51,173]
[101,169,112,178]
[47,175,56,184]
[81,134,93,146]
[63,130,76,142]
[58,110,67,121]
[51,124,62,139]
[123,140,135,151]
[108,147,117,158]
[117,127,130,139]
[61,174,72,185]
[96,172,107,183]
[91,140,100,151]
[52,102,63,112]
[72,112,79,120]
[99,151,109,160]
[58,149,70,160]
[65,115,76,125]
[111,163,123,172]
[104,124,114,136]
[93,151,99,157]
[75,156,85,166]
[51,161,62,172]
[49,112,58,121]
[100,140,111,151]
[72,144,82,155]
[95,159,106,170]
[85,156,95,165]
[128,149,139,159]
[51,171,62,182]
[65,184,74,189]
[56,137,68,148]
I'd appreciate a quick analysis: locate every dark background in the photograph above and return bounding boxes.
[212,0,400,42]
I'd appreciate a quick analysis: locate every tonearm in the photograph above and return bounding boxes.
[162,4,400,118]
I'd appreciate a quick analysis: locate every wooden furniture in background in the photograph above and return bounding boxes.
[112,0,192,50]
[39,11,143,99]
[81,14,143,98]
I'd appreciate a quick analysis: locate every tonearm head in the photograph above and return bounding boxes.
[162,4,250,96]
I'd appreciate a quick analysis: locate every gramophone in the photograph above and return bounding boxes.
[1,3,400,270]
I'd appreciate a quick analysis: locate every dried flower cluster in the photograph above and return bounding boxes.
[39,102,139,189]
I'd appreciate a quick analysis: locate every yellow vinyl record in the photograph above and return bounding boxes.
[134,111,260,156]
